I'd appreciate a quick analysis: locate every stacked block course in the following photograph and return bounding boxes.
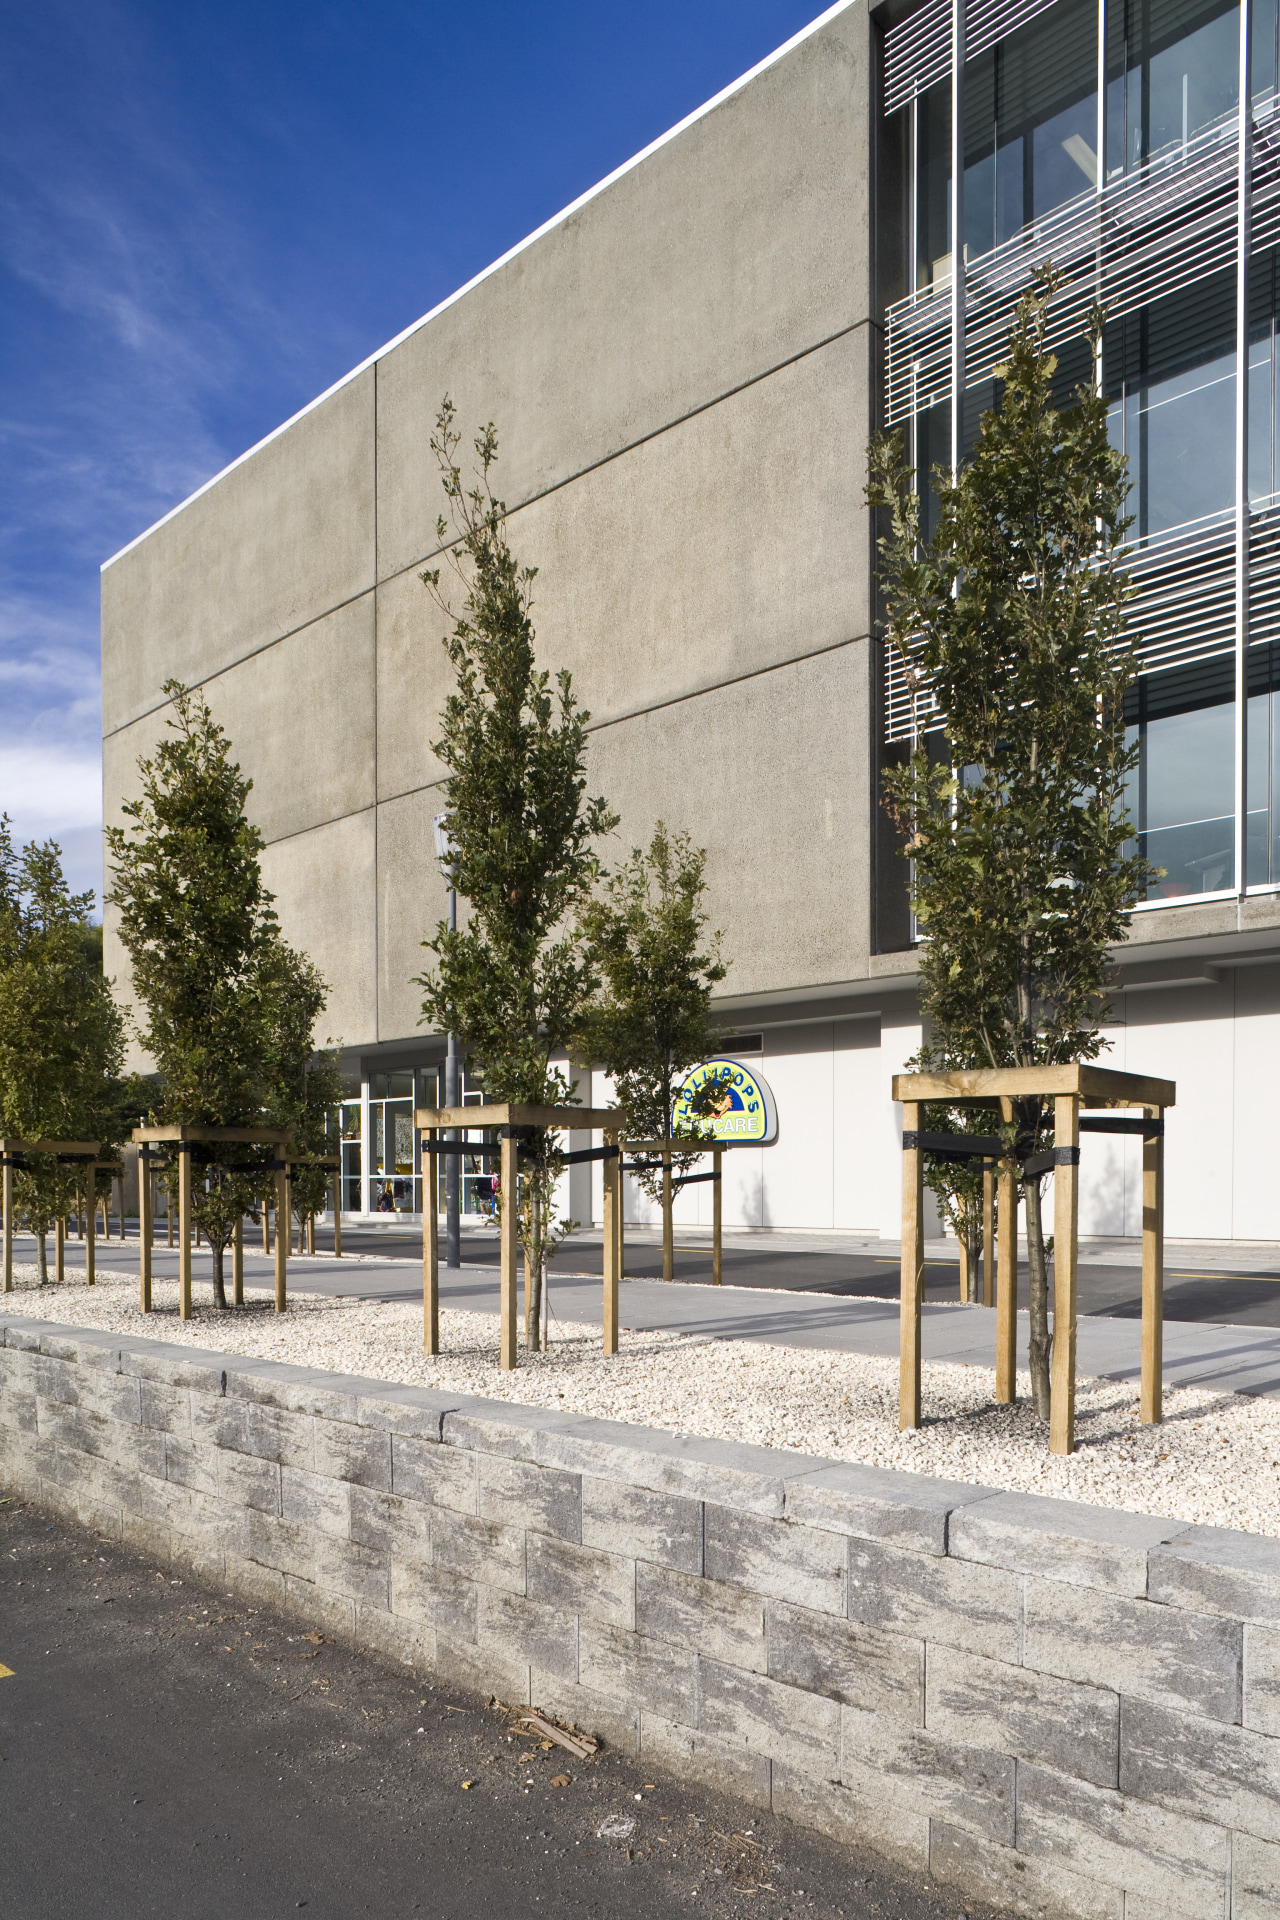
[2,1311,1278,1920]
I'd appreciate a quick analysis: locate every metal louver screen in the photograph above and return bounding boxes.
[883,0,1062,116]
[884,102,1258,430]
[881,517,1242,745]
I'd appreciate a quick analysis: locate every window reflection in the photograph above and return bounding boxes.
[962,0,1099,262]
[1247,640,1280,886]
[1106,271,1236,537]
[1125,658,1236,898]
[1106,0,1239,180]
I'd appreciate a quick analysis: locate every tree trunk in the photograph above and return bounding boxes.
[662,1159,673,1283]
[37,1231,48,1284]
[211,1237,228,1311]
[541,1251,550,1348]
[959,1198,982,1305]
[525,1188,543,1351]
[1023,1176,1053,1419]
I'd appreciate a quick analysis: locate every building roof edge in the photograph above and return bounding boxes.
[101,0,861,575]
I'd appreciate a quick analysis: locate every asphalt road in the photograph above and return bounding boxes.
[0,1498,1004,1920]
[73,1218,1280,1327]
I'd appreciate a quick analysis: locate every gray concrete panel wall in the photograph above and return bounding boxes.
[372,7,872,585]
[6,1310,1279,1920]
[100,4,879,1049]
[102,369,377,738]
[590,642,872,1001]
[259,811,378,1048]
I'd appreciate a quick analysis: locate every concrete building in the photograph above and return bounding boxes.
[102,0,1280,1244]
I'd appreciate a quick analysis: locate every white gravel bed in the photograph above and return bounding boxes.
[6,1265,1280,1538]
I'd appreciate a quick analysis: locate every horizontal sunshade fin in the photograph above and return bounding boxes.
[884,0,1064,116]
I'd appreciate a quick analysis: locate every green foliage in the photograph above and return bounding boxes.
[577,822,727,1201]
[107,682,339,1304]
[0,819,127,1277]
[263,942,344,1226]
[417,401,617,1346]
[867,270,1149,1417]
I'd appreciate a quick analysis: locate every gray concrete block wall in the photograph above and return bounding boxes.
[5,1311,1279,1920]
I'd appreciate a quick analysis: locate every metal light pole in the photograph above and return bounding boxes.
[434,815,461,1269]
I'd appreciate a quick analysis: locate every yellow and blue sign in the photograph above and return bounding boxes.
[673,1057,777,1145]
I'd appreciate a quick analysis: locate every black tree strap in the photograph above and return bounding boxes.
[1080,1115,1164,1136]
[902,1130,1002,1158]
[673,1170,721,1187]
[1022,1146,1082,1179]
[559,1145,620,1166]
[422,1139,502,1160]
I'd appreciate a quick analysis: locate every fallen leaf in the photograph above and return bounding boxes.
[461,1780,474,1790]
[301,1631,323,1644]
[550,1774,570,1788]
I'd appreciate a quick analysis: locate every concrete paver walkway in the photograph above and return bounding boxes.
[14,1226,1280,1401]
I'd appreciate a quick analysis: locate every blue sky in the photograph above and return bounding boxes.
[0,0,825,911]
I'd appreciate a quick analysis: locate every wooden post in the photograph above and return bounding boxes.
[1049,1093,1081,1456]
[274,1165,288,1312]
[957,1208,971,1302]
[167,1185,174,1247]
[602,1130,619,1355]
[307,1213,315,1256]
[233,1215,244,1307]
[424,1130,440,1355]
[1141,1106,1165,1425]
[899,1102,924,1430]
[139,1147,152,1313]
[333,1172,342,1258]
[712,1144,723,1286]
[982,1163,996,1308]
[996,1166,1017,1403]
[177,1148,191,1319]
[662,1141,673,1282]
[616,1137,625,1284]
[262,1208,270,1254]
[86,1162,96,1287]
[56,1214,65,1284]
[2,1155,11,1293]
[499,1131,518,1370]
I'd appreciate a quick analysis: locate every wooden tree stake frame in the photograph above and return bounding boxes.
[618,1137,755,1287]
[1,1139,102,1293]
[892,1064,1175,1455]
[415,1104,622,1370]
[132,1126,291,1320]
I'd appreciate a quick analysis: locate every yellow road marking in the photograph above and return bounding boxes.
[0,1663,14,1679]
[1169,1271,1280,1283]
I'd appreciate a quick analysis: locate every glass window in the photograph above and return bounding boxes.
[963,0,1098,260]
[369,1069,414,1100]
[912,397,952,541]
[338,1100,362,1213]
[916,75,953,291]
[1254,0,1279,100]
[1106,271,1236,538]
[1107,0,1239,181]
[1248,640,1280,885]
[1125,657,1236,897]
[1250,250,1280,507]
[430,1069,499,1219]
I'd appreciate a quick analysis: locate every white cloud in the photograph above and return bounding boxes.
[0,743,102,835]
